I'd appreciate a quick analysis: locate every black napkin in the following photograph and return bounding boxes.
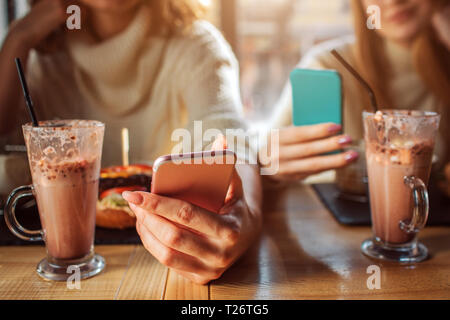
[312,181,450,226]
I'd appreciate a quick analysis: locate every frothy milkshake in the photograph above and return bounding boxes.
[366,139,433,243]
[31,157,100,260]
[23,120,104,261]
[4,120,106,280]
[361,110,440,263]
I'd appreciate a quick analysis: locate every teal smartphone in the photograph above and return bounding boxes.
[290,68,342,127]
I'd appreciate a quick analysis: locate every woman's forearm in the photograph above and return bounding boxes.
[0,35,30,134]
[0,1,66,135]
[236,164,263,230]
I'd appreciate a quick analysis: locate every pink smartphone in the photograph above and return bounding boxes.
[151,150,237,213]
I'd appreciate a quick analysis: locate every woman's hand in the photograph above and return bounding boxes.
[123,134,262,285]
[262,123,358,182]
[5,0,66,54]
[123,165,261,285]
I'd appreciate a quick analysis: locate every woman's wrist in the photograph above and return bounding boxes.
[3,28,35,59]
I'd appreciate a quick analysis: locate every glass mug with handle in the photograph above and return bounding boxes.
[4,120,105,281]
[361,110,440,263]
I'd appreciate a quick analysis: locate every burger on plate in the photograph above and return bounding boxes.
[96,164,152,229]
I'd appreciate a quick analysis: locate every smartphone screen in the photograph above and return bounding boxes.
[151,150,236,213]
[290,68,342,127]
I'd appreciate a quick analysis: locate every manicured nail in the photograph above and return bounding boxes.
[345,150,359,162]
[122,191,143,205]
[338,135,352,145]
[328,124,342,133]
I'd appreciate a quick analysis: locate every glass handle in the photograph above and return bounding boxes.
[4,185,43,241]
[399,176,429,234]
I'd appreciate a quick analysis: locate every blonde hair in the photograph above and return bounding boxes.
[147,0,206,36]
[31,0,206,53]
[350,0,450,108]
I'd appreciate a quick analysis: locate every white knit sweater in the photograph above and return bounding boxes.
[24,8,248,166]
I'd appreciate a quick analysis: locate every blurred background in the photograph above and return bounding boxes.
[203,0,352,121]
[0,0,352,121]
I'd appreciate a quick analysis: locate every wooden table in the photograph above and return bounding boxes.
[1,184,449,300]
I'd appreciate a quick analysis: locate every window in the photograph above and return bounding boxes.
[0,1,11,43]
[0,0,29,43]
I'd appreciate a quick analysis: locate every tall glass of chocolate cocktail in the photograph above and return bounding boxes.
[4,120,105,280]
[361,110,440,263]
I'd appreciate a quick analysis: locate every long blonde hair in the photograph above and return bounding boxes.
[31,0,206,53]
[350,0,450,108]
[146,0,206,35]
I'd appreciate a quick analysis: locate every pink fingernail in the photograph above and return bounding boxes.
[122,191,143,205]
[345,151,359,162]
[328,124,342,133]
[338,136,352,145]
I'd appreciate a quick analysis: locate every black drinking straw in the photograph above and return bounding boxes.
[330,49,379,113]
[15,57,39,127]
